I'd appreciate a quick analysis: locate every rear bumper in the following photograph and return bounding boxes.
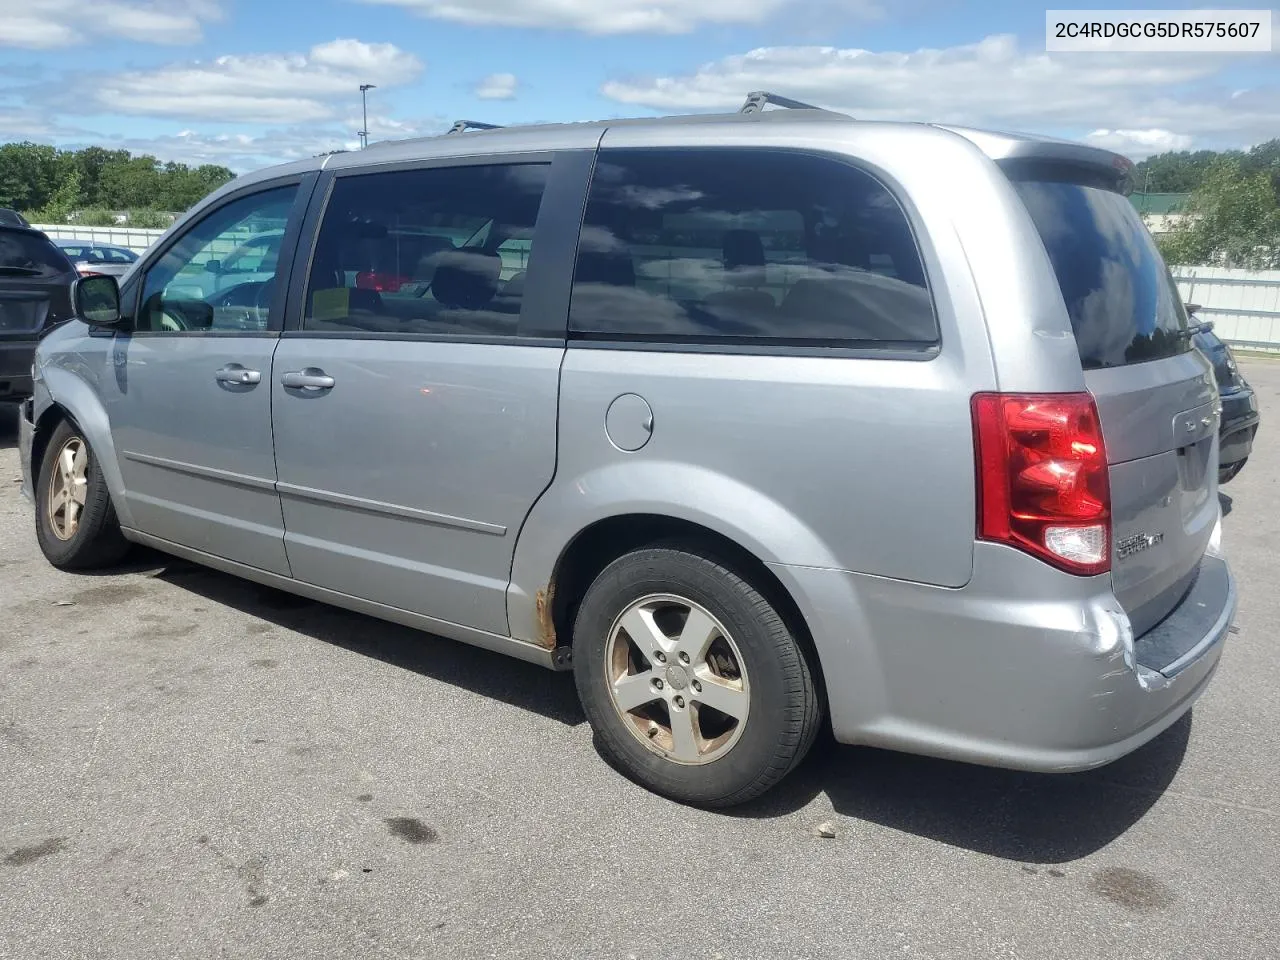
[0,339,36,402]
[776,540,1234,773]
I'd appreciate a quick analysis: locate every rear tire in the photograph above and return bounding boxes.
[572,544,821,807]
[35,420,130,570]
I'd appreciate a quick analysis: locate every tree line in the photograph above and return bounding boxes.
[1133,140,1280,194]
[0,141,235,227]
[1136,140,1280,269]
[0,135,1275,266]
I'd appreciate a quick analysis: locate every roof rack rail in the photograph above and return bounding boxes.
[739,91,826,115]
[447,120,504,135]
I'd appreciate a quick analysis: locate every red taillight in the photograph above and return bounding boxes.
[972,392,1111,576]
[355,271,410,292]
[76,267,103,277]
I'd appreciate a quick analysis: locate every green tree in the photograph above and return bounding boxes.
[0,140,235,220]
[1133,149,1241,194]
[72,146,130,207]
[0,141,60,210]
[97,153,163,209]
[1158,158,1280,268]
[30,167,84,223]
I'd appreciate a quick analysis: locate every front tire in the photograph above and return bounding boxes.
[35,420,129,570]
[572,545,821,807]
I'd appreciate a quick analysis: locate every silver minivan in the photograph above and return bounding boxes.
[19,94,1235,807]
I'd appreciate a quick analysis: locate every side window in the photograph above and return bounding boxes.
[569,149,937,346]
[302,163,550,338]
[138,185,297,333]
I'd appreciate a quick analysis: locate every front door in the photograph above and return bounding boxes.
[270,159,569,635]
[103,182,307,575]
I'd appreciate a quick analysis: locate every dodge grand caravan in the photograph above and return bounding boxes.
[20,94,1235,807]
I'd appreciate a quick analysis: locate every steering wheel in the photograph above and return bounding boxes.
[159,309,190,332]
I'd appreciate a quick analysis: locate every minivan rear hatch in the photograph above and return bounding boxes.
[0,228,75,337]
[1009,166,1218,637]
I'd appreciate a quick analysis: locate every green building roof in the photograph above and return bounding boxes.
[1130,192,1190,215]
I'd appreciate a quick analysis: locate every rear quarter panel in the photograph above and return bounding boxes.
[508,123,1013,646]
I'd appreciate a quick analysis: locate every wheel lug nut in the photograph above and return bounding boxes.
[674,696,685,709]
[654,652,666,663]
[679,652,690,664]
[692,680,702,693]
[653,678,664,690]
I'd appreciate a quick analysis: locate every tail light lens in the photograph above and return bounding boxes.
[972,392,1111,575]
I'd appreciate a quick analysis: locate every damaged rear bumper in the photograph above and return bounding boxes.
[775,538,1234,773]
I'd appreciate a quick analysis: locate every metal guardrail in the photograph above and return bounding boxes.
[31,224,167,254]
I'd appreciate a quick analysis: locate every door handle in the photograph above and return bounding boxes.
[281,368,335,391]
[215,364,262,385]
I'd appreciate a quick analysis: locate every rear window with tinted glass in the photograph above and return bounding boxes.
[1011,177,1189,369]
[0,230,74,278]
[570,148,938,347]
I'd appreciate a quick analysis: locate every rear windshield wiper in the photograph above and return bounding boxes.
[0,265,42,276]
[1175,321,1213,340]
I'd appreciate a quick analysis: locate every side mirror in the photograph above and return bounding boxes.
[205,259,223,275]
[73,274,126,327]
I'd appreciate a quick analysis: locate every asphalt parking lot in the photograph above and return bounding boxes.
[2,361,1278,960]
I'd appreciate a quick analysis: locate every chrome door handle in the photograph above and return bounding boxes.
[215,364,261,385]
[281,368,335,391]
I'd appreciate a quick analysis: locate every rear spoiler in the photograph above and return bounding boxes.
[934,125,1134,193]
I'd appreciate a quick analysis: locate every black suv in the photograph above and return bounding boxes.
[0,226,77,402]
[1185,304,1260,484]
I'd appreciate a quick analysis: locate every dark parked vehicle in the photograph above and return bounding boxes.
[0,208,31,228]
[1188,308,1259,483]
[0,226,77,402]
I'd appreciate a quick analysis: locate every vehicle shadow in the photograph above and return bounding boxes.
[0,403,17,451]
[144,557,586,727]
[1220,491,1234,517]
[727,712,1192,863]
[119,550,1188,862]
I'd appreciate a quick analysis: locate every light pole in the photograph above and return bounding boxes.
[359,84,376,149]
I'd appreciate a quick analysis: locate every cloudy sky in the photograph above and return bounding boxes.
[0,0,1276,170]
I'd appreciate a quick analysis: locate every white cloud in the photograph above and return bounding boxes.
[0,0,222,48]
[0,108,92,140]
[114,128,359,168]
[601,35,1278,153]
[1084,129,1194,159]
[473,73,518,100]
[88,39,423,124]
[358,0,878,34]
[94,114,448,171]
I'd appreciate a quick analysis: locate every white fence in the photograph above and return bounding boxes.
[31,224,166,254]
[1172,266,1280,352]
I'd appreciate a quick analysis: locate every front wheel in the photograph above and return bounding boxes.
[573,545,821,807]
[35,420,130,570]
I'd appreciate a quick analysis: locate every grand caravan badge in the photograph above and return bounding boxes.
[1117,532,1165,560]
